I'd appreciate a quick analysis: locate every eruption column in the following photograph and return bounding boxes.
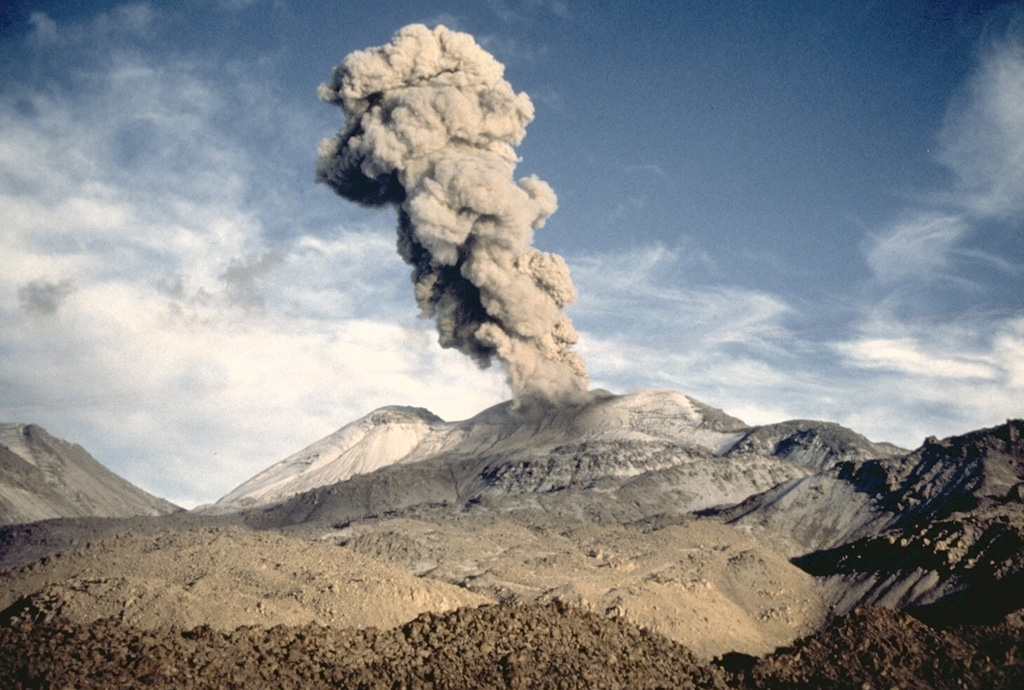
[316,24,588,406]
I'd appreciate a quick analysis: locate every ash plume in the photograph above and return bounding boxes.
[315,24,588,406]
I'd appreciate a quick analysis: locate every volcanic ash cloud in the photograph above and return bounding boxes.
[315,24,588,406]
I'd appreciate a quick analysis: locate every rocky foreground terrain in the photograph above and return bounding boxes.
[3,589,1024,689]
[1,390,1023,688]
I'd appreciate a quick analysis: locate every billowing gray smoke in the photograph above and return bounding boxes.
[316,24,588,406]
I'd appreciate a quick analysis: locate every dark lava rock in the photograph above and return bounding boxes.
[0,602,728,690]
[744,606,1018,690]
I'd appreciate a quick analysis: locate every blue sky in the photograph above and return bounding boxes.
[1,1,1022,507]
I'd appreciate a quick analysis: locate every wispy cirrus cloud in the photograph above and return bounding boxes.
[829,314,1024,444]
[938,32,1024,218]
[863,213,967,284]
[570,243,789,349]
[483,0,571,24]
[841,23,1024,443]
[26,12,58,46]
[567,228,1024,450]
[862,27,1024,293]
[3,3,1021,508]
[834,334,999,381]
[567,242,807,426]
[24,3,155,49]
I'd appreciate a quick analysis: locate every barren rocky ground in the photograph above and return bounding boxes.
[0,601,730,690]
[3,597,1023,689]
[321,513,825,658]
[2,519,1024,689]
[2,414,1022,687]
[0,526,487,632]
[1,518,821,658]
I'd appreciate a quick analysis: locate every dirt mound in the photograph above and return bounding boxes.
[742,606,1024,690]
[0,602,729,690]
[326,514,826,658]
[0,511,244,571]
[0,526,488,631]
[0,515,825,659]
[5,604,1024,689]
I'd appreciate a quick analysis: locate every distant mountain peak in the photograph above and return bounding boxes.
[0,423,179,526]
[366,406,446,426]
[215,388,891,519]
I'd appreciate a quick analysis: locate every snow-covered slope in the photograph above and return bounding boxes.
[0,423,180,526]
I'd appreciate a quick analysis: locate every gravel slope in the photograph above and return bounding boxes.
[323,514,825,658]
[0,526,488,631]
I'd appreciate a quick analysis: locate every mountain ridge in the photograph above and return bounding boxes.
[220,389,904,531]
[705,418,1024,620]
[0,423,180,527]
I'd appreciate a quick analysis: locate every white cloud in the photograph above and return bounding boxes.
[833,336,998,380]
[483,0,571,23]
[4,3,1021,508]
[22,4,157,51]
[1,279,507,505]
[571,243,790,350]
[857,25,1023,353]
[569,243,807,425]
[27,13,58,46]
[216,0,267,11]
[99,4,156,36]
[624,163,668,178]
[863,213,967,284]
[938,35,1024,217]
[842,24,1024,443]
[828,314,1024,445]
[17,278,75,315]
[567,239,1023,450]
[575,325,837,436]
[995,320,1024,389]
